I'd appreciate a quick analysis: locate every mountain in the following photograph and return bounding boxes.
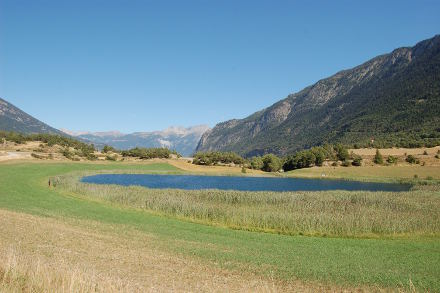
[64,125,210,157]
[0,98,65,135]
[196,35,440,157]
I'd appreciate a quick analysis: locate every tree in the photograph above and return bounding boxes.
[334,144,349,161]
[373,149,383,164]
[250,156,264,170]
[262,154,282,172]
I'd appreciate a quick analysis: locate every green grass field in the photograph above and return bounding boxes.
[1,161,440,291]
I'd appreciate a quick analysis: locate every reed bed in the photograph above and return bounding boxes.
[55,174,440,238]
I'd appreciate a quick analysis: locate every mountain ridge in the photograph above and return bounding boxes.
[196,35,440,156]
[0,98,65,135]
[65,125,210,156]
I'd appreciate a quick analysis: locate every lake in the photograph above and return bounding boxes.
[81,174,411,192]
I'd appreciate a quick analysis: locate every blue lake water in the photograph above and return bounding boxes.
[81,174,411,192]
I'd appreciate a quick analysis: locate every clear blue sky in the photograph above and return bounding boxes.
[1,0,439,133]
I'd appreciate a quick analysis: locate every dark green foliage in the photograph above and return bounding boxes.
[406,155,419,164]
[261,154,282,172]
[192,151,244,166]
[341,160,351,167]
[103,145,118,153]
[334,144,349,161]
[387,155,398,164]
[374,149,384,165]
[351,155,363,166]
[121,147,178,159]
[250,156,264,170]
[241,166,247,173]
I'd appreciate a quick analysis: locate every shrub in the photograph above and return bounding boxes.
[105,155,117,161]
[331,161,338,167]
[31,153,44,159]
[351,155,362,166]
[241,166,247,173]
[341,160,350,167]
[423,150,428,155]
[193,151,243,166]
[250,156,264,170]
[387,155,398,164]
[262,154,282,172]
[373,149,383,164]
[406,155,419,164]
[122,147,179,160]
[103,145,118,153]
[334,144,349,161]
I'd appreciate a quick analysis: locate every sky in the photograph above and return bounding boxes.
[1,1,439,133]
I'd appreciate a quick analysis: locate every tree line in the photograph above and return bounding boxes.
[193,143,432,172]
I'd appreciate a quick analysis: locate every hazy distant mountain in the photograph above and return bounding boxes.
[0,98,65,135]
[196,35,440,156]
[63,125,210,156]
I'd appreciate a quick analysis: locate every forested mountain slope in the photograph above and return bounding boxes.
[196,35,440,157]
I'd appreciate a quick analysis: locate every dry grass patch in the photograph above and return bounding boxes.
[0,209,351,292]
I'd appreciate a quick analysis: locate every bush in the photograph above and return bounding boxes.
[122,147,179,160]
[373,149,383,164]
[387,155,398,164]
[341,160,350,167]
[334,144,349,161]
[406,155,419,164]
[106,155,117,161]
[423,150,428,155]
[351,155,362,166]
[193,151,243,166]
[250,156,264,170]
[103,145,118,153]
[262,154,282,172]
[283,146,330,171]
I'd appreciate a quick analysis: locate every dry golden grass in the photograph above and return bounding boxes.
[165,158,267,175]
[0,209,363,292]
[287,165,440,181]
[350,146,440,166]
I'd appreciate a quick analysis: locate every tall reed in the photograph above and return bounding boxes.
[55,174,440,238]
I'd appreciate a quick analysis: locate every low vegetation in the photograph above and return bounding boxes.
[192,151,244,166]
[54,174,440,238]
[1,162,440,291]
[121,147,180,159]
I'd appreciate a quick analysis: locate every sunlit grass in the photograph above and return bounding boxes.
[55,173,440,238]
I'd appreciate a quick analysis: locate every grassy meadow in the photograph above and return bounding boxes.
[1,161,440,291]
[56,173,440,238]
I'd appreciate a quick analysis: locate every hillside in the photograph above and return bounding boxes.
[196,35,440,157]
[63,125,209,157]
[0,98,64,135]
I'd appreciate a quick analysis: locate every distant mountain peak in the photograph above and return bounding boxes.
[67,125,210,156]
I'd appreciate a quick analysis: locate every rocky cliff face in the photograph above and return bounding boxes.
[0,98,64,135]
[196,35,440,156]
